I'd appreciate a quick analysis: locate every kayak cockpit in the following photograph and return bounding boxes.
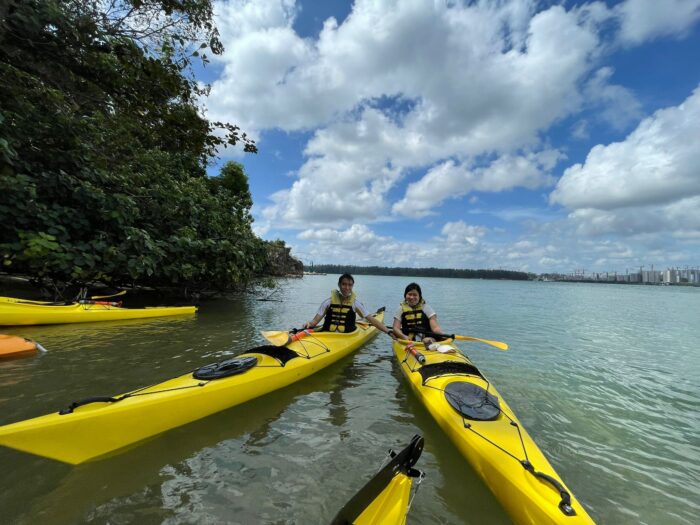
[418,361,483,383]
[244,345,301,366]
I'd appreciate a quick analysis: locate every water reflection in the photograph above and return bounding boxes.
[325,355,371,429]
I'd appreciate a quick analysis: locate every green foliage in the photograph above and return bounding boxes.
[209,161,252,207]
[0,0,267,293]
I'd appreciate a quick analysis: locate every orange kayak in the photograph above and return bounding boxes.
[0,334,46,359]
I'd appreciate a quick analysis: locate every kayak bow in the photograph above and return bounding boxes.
[0,309,385,464]
[331,435,424,525]
[393,339,595,525]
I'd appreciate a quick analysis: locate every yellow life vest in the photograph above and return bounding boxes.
[322,289,357,332]
[400,299,430,339]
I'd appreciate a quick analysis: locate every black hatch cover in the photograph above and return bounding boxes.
[444,381,501,421]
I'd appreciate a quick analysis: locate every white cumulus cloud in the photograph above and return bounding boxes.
[210,1,618,229]
[393,150,562,217]
[615,0,700,45]
[551,85,700,211]
[208,1,700,272]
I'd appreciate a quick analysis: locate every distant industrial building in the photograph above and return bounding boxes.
[543,267,699,285]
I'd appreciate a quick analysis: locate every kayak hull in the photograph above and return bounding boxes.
[0,296,197,325]
[0,334,39,359]
[0,311,384,464]
[393,340,594,525]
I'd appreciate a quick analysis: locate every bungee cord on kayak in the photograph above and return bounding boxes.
[0,309,386,464]
[56,335,340,415]
[289,332,333,359]
[59,355,262,414]
[389,280,593,524]
[398,338,581,520]
[455,398,577,517]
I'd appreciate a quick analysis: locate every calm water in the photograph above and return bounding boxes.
[1,276,698,524]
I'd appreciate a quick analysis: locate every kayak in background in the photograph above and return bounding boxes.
[0,296,55,305]
[0,334,47,359]
[0,309,385,464]
[393,339,595,525]
[0,295,197,325]
[331,435,424,525]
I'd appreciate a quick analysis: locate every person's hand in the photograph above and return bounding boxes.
[302,321,311,330]
[386,328,395,339]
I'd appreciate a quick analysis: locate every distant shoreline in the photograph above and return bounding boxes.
[539,278,699,287]
[305,264,699,287]
[309,264,530,281]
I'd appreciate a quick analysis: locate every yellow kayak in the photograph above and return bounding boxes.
[393,339,595,525]
[0,296,54,305]
[331,435,424,525]
[0,295,197,325]
[0,309,384,464]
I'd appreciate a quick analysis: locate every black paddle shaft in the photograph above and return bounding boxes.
[330,434,424,525]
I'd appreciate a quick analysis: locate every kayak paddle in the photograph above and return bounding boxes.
[449,334,508,350]
[386,327,508,351]
[415,330,508,351]
[90,290,127,300]
[260,329,315,347]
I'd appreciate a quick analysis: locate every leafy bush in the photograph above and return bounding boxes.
[0,1,268,293]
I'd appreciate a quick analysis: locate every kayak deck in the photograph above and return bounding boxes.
[0,296,197,325]
[393,339,594,525]
[0,310,384,464]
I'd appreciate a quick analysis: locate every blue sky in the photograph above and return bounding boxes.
[202,0,700,273]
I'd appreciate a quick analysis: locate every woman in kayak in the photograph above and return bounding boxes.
[392,282,443,344]
[302,274,392,335]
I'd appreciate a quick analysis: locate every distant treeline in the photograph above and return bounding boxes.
[312,265,532,281]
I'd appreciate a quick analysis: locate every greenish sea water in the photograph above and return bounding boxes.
[0,275,698,524]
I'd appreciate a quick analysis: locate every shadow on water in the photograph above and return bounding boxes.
[389,358,512,525]
[3,349,365,525]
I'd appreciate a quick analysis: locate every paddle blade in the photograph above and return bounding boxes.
[91,290,127,300]
[260,330,291,346]
[454,335,508,350]
[262,327,317,346]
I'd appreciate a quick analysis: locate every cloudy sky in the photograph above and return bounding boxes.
[201,0,700,273]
